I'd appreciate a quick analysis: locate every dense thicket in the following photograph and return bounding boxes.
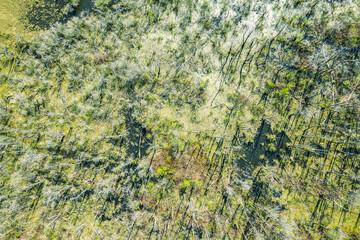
[0,0,360,239]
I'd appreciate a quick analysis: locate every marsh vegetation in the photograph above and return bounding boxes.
[1,0,360,239]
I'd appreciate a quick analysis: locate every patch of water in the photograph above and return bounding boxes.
[23,0,93,31]
[74,0,93,17]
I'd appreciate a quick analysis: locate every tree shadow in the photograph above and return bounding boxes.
[236,120,291,172]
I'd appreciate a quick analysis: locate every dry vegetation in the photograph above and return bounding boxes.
[1,0,360,239]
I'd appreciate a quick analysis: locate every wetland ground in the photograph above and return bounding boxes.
[0,0,92,36]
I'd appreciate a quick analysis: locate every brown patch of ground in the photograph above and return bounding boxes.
[150,147,208,183]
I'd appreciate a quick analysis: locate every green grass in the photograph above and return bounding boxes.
[0,0,32,34]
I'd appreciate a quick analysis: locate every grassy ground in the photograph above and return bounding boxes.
[0,0,34,35]
[0,0,70,39]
